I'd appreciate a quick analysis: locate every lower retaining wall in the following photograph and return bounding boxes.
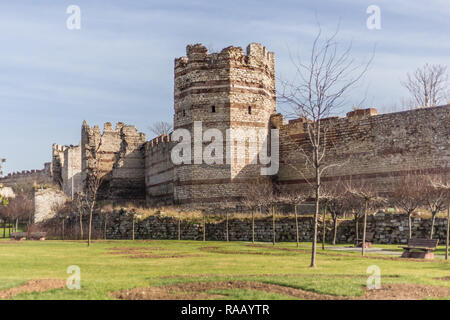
[79,210,449,244]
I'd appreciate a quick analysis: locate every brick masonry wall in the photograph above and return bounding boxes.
[145,135,174,206]
[84,209,449,244]
[0,166,52,188]
[276,105,450,192]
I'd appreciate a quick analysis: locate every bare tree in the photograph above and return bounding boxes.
[425,174,449,239]
[280,28,372,267]
[53,201,72,240]
[390,172,426,240]
[347,181,386,256]
[430,179,450,260]
[83,140,105,247]
[280,188,310,247]
[73,192,87,240]
[0,158,9,207]
[402,63,448,108]
[242,178,272,243]
[322,181,346,245]
[148,121,173,137]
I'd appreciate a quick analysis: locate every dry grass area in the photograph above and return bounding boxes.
[106,246,200,259]
[0,279,65,299]
[112,281,450,300]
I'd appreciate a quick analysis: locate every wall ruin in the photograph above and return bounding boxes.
[81,121,147,202]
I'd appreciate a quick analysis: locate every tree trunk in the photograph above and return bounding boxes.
[226,212,229,242]
[295,204,299,247]
[79,210,83,240]
[104,215,107,240]
[2,219,5,238]
[251,210,255,244]
[362,201,368,256]
[132,216,135,241]
[446,203,449,261]
[203,215,206,242]
[88,204,94,247]
[332,216,337,245]
[62,219,65,241]
[322,205,327,250]
[355,214,359,243]
[15,218,18,233]
[272,205,276,246]
[310,164,320,268]
[430,213,436,239]
[408,213,412,240]
[178,215,181,241]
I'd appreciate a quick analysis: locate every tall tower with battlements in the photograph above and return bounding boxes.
[173,43,276,207]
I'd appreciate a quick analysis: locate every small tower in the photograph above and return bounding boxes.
[173,43,276,207]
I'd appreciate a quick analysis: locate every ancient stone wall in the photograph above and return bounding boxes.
[0,164,52,188]
[78,209,450,244]
[33,187,68,223]
[62,145,82,196]
[144,134,174,206]
[81,121,147,202]
[276,105,450,193]
[173,43,276,207]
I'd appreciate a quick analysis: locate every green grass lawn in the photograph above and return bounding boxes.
[0,239,449,300]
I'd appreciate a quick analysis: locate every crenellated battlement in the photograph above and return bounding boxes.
[145,134,171,151]
[274,107,380,137]
[175,43,275,71]
[0,162,52,187]
[1,169,44,179]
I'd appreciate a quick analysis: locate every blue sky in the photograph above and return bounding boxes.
[1,0,450,174]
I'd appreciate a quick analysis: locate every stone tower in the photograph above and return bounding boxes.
[173,43,276,206]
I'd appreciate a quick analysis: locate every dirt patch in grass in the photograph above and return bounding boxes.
[0,279,65,300]
[112,280,336,300]
[246,244,447,263]
[360,284,450,300]
[112,281,450,300]
[129,254,201,259]
[199,246,291,256]
[107,247,199,259]
[434,276,450,281]
[0,241,24,244]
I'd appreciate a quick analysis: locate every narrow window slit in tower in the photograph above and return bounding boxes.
[248,106,252,114]
[212,105,216,113]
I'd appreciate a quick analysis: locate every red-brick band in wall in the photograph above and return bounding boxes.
[175,102,273,113]
[279,166,450,185]
[174,177,259,186]
[177,80,273,93]
[174,120,268,130]
[175,86,274,100]
[175,65,273,78]
[148,167,174,176]
[146,180,173,188]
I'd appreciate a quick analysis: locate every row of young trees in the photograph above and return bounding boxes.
[242,171,449,261]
